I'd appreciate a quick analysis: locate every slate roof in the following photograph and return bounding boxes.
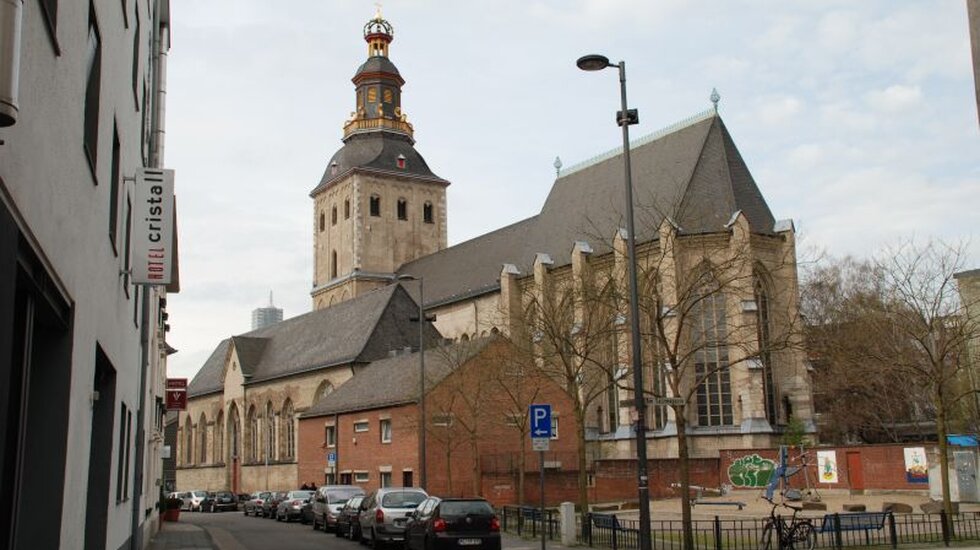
[301,338,493,418]
[397,112,776,307]
[311,132,448,196]
[354,56,403,82]
[187,284,439,398]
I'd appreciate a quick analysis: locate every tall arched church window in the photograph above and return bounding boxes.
[423,202,433,224]
[755,275,778,425]
[692,279,733,426]
[215,410,224,463]
[229,403,240,460]
[265,402,275,461]
[282,400,295,459]
[246,405,258,462]
[199,413,208,464]
[184,418,194,464]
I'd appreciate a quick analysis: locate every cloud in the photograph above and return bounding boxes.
[865,84,923,112]
[756,96,803,126]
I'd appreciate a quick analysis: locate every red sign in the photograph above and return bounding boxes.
[166,389,187,410]
[166,378,188,410]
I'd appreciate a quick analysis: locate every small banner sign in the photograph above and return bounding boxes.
[132,168,175,285]
[166,378,187,411]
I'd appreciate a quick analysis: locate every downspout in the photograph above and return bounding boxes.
[131,2,169,548]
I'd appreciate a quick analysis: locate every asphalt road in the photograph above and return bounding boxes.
[178,509,563,550]
[184,509,351,550]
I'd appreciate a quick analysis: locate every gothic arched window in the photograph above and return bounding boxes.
[265,401,276,461]
[246,405,258,462]
[214,410,224,463]
[282,400,295,459]
[692,276,733,427]
[184,417,194,465]
[199,413,208,464]
[755,274,778,425]
[228,403,240,460]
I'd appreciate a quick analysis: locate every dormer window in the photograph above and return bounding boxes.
[330,161,339,176]
[396,154,406,169]
[397,199,407,221]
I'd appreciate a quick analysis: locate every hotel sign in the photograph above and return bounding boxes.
[166,378,187,411]
[132,168,175,285]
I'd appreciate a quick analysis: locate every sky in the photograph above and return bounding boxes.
[165,0,980,381]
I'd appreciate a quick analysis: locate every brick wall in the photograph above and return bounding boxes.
[299,403,420,492]
[719,443,934,492]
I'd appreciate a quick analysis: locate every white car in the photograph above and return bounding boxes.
[187,490,209,512]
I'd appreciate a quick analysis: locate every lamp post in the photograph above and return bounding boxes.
[577,54,651,550]
[397,274,427,490]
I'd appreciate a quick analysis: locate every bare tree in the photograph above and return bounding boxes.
[627,220,804,550]
[508,256,621,513]
[802,239,979,523]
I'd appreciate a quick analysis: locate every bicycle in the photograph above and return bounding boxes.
[759,497,816,550]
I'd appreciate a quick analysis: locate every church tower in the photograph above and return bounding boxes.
[310,11,449,310]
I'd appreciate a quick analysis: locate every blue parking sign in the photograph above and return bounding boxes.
[529,404,552,439]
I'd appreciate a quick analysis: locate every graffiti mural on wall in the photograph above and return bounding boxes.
[728,454,777,487]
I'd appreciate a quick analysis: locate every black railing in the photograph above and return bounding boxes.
[576,511,980,550]
[500,506,560,540]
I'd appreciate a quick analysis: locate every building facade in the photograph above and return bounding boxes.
[251,291,283,330]
[180,11,813,500]
[0,1,176,549]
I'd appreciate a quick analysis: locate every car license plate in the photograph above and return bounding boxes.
[459,539,482,546]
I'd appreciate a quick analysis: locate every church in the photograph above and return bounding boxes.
[176,12,813,494]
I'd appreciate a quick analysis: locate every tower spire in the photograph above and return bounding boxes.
[342,11,413,141]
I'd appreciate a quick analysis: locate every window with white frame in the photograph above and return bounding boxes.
[550,416,559,440]
[380,419,392,443]
[325,425,336,447]
[380,471,392,487]
[354,471,370,483]
[354,420,369,433]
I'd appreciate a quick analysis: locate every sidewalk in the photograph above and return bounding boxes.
[147,521,215,550]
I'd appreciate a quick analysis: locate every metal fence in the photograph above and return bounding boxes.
[573,511,980,550]
[500,506,561,540]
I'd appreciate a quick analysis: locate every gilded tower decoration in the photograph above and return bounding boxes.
[343,12,414,140]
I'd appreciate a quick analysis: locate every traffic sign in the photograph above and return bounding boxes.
[327,452,337,466]
[648,396,685,406]
[529,404,552,439]
[532,438,550,451]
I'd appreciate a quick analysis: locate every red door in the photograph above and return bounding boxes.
[847,452,864,493]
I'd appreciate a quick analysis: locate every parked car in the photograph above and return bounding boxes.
[199,492,216,512]
[312,485,365,532]
[237,493,252,510]
[262,491,288,518]
[405,497,500,550]
[187,490,209,512]
[358,487,428,548]
[336,495,367,540]
[276,490,315,522]
[207,491,239,512]
[244,491,272,516]
[300,498,314,525]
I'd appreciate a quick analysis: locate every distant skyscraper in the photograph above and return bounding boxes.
[252,291,283,330]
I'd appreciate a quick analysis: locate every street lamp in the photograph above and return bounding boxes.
[577,53,651,550]
[396,274,427,491]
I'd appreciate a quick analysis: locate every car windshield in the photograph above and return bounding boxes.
[289,491,314,499]
[440,500,494,518]
[216,492,233,498]
[346,497,364,508]
[192,491,207,498]
[259,492,271,498]
[382,491,426,508]
[328,488,363,503]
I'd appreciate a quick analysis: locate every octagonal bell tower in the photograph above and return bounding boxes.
[310,10,449,310]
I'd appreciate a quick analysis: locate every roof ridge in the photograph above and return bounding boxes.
[559,109,716,178]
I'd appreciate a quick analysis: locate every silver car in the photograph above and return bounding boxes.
[358,487,428,548]
[312,484,364,532]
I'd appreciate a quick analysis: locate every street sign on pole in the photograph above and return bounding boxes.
[529,404,552,438]
[529,404,551,550]
[648,396,685,407]
[327,452,337,466]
